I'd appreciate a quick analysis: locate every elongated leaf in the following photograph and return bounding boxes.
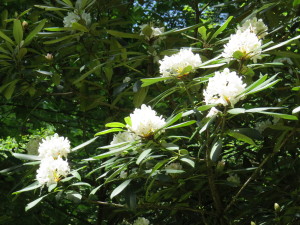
[199,115,216,134]
[105,122,126,128]
[166,120,196,129]
[43,33,81,44]
[180,158,195,168]
[95,128,124,136]
[110,179,132,199]
[210,139,222,162]
[88,144,132,160]
[62,0,73,7]
[72,22,89,32]
[246,107,282,113]
[13,182,41,194]
[246,79,280,95]
[238,74,268,96]
[25,194,48,211]
[124,116,132,126]
[163,113,183,129]
[72,137,98,151]
[141,77,171,87]
[69,182,91,187]
[107,30,140,39]
[258,112,298,120]
[0,30,14,45]
[13,153,40,161]
[24,19,46,45]
[227,131,256,145]
[263,35,300,52]
[209,16,233,41]
[292,106,300,114]
[197,104,217,112]
[227,108,246,115]
[13,19,23,44]
[136,149,152,165]
[34,5,68,11]
[73,63,104,84]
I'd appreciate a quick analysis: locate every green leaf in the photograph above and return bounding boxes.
[124,116,132,126]
[69,182,91,187]
[199,115,216,134]
[0,30,14,45]
[210,139,222,162]
[13,19,23,44]
[246,107,282,113]
[232,50,244,59]
[197,104,217,112]
[227,108,246,115]
[72,22,89,32]
[198,26,207,40]
[34,5,68,11]
[162,113,183,129]
[244,75,280,96]
[24,19,46,45]
[274,130,289,153]
[73,63,104,84]
[180,158,195,168]
[227,131,256,145]
[72,137,98,151]
[3,80,18,100]
[209,16,233,41]
[141,77,171,87]
[95,128,123,136]
[107,30,140,39]
[258,112,298,120]
[133,87,148,107]
[105,122,126,128]
[25,194,48,211]
[263,34,300,52]
[13,182,41,194]
[136,149,152,165]
[166,120,196,129]
[238,74,268,96]
[88,144,133,160]
[110,179,132,199]
[62,0,74,7]
[43,33,81,44]
[13,153,40,161]
[162,143,179,151]
[293,0,300,6]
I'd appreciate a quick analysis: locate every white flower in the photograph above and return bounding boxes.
[127,104,166,138]
[120,171,128,179]
[133,217,150,225]
[165,163,183,174]
[36,157,70,187]
[203,68,246,107]
[140,24,165,40]
[63,10,91,27]
[238,17,268,39]
[159,48,202,78]
[222,29,262,63]
[206,107,221,118]
[109,131,140,154]
[38,133,71,159]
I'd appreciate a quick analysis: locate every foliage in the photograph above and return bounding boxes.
[0,0,300,224]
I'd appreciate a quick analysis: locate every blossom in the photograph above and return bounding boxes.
[63,11,91,27]
[165,163,183,174]
[238,17,268,39]
[36,157,70,187]
[159,48,202,78]
[109,131,140,155]
[140,24,165,41]
[123,77,131,83]
[127,104,166,138]
[38,133,71,159]
[206,107,221,118]
[133,217,150,225]
[203,68,246,107]
[222,29,262,62]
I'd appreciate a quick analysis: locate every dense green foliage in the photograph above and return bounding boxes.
[0,0,299,224]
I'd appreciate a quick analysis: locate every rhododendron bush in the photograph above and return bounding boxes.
[0,0,299,224]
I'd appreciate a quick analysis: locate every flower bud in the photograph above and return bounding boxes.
[274,203,280,212]
[22,21,28,28]
[45,53,53,61]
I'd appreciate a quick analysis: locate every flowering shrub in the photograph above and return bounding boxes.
[1,0,299,224]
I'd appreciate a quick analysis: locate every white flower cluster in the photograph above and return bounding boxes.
[127,104,166,138]
[238,17,268,39]
[63,10,91,27]
[159,48,202,78]
[38,133,71,158]
[206,107,221,118]
[203,68,246,107]
[222,29,262,63]
[132,217,150,225]
[36,134,71,187]
[109,131,140,155]
[36,157,70,187]
[255,117,279,133]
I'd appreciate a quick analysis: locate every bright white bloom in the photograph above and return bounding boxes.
[63,11,91,27]
[109,131,140,154]
[159,48,202,78]
[227,174,241,186]
[206,107,221,118]
[203,68,246,107]
[36,157,70,187]
[222,29,262,63]
[133,217,150,225]
[127,104,166,138]
[238,17,268,39]
[38,133,71,159]
[165,163,183,174]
